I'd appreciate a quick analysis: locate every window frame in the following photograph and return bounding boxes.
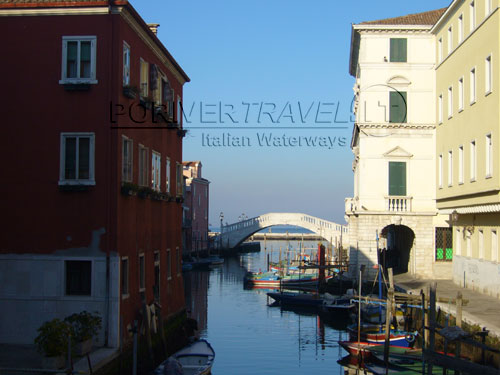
[448,150,453,187]
[479,229,484,259]
[470,67,477,104]
[448,26,453,54]
[492,230,498,262]
[388,161,407,196]
[470,140,477,181]
[140,58,149,98]
[166,248,172,280]
[438,38,443,63]
[59,132,95,186]
[439,154,443,188]
[176,246,181,276]
[438,93,443,124]
[458,145,464,184]
[166,157,171,194]
[458,77,464,112]
[176,162,183,197]
[458,14,464,44]
[389,38,407,63]
[448,86,453,119]
[470,1,476,32]
[60,36,97,84]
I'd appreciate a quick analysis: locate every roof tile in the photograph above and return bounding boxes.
[360,8,447,26]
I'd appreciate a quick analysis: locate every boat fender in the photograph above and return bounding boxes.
[405,332,416,343]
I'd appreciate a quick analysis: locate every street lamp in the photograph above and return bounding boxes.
[451,210,459,224]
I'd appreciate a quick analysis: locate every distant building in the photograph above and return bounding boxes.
[182,162,210,256]
[433,0,500,297]
[346,8,450,279]
[0,0,189,347]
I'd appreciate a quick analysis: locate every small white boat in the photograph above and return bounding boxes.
[153,339,215,375]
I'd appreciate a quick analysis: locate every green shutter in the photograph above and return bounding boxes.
[389,162,406,196]
[390,91,407,123]
[390,38,407,62]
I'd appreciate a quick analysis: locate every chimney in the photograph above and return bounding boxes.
[148,23,160,35]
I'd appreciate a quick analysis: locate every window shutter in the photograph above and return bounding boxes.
[390,38,407,62]
[389,162,406,196]
[390,91,407,123]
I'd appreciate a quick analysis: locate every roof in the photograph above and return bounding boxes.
[359,8,447,26]
[182,161,202,167]
[0,0,122,7]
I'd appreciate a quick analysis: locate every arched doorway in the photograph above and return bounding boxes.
[380,225,415,275]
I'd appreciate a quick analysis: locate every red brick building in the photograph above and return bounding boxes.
[182,162,210,255]
[0,0,189,347]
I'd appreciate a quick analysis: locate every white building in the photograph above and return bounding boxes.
[345,9,451,279]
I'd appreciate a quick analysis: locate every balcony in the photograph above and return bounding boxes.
[386,196,412,212]
[345,197,356,214]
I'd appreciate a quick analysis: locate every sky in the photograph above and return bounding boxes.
[130,0,451,227]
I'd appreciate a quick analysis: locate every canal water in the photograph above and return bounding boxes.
[183,239,351,375]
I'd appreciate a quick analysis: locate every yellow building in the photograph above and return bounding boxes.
[433,0,500,297]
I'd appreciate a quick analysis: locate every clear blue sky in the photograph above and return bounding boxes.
[130,0,451,227]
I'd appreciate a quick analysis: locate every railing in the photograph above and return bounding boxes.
[386,196,412,212]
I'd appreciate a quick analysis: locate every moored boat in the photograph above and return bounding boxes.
[153,339,215,375]
[267,291,323,307]
[347,323,417,348]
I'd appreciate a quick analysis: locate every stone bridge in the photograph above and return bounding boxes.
[219,212,348,249]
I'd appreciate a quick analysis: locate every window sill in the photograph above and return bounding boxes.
[470,178,477,183]
[139,288,145,293]
[121,293,129,300]
[59,79,98,85]
[458,108,464,113]
[459,181,464,185]
[470,100,476,106]
[486,90,492,97]
[59,180,96,186]
[486,174,493,179]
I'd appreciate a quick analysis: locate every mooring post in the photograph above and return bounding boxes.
[384,288,394,375]
[427,282,437,375]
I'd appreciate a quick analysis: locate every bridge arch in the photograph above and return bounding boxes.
[219,213,348,249]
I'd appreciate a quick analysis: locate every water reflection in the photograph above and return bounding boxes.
[183,242,351,375]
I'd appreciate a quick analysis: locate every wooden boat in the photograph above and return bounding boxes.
[322,293,355,312]
[347,323,417,348]
[153,339,215,375]
[267,291,323,307]
[339,341,421,360]
[245,271,332,288]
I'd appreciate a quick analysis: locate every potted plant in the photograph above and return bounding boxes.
[121,182,139,196]
[34,318,71,369]
[137,187,151,199]
[64,311,102,356]
[123,85,139,99]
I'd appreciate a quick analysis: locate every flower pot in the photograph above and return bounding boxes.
[74,338,93,356]
[42,355,66,369]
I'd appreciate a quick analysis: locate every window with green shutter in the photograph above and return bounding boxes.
[388,162,406,196]
[390,38,407,62]
[389,91,407,123]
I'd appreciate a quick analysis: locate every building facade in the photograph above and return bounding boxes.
[182,162,210,256]
[433,0,500,297]
[0,0,189,346]
[346,9,450,279]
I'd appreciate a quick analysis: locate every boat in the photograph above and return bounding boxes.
[207,255,224,267]
[339,340,382,359]
[153,339,215,375]
[347,323,417,348]
[339,341,421,360]
[267,291,323,307]
[365,356,445,375]
[322,292,355,313]
[244,271,332,288]
[182,263,193,272]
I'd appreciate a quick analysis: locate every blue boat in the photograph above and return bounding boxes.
[347,323,417,348]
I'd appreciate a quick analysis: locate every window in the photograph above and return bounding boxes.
[60,36,97,84]
[121,257,129,297]
[198,193,201,207]
[485,55,492,94]
[439,154,443,188]
[139,254,145,291]
[176,162,183,196]
[486,134,493,177]
[388,161,406,196]
[140,58,149,98]
[459,146,464,184]
[122,136,133,183]
[486,0,492,16]
[389,91,407,123]
[65,260,91,296]
[60,133,95,185]
[492,230,498,262]
[479,229,484,259]
[153,252,160,300]
[205,186,208,198]
[435,227,453,261]
[456,228,462,256]
[176,247,181,276]
[138,145,149,186]
[123,42,130,86]
[438,38,443,63]
[166,158,171,193]
[448,150,453,186]
[471,140,476,181]
[458,78,464,112]
[167,249,172,280]
[448,86,453,118]
[390,38,407,62]
[152,151,161,191]
[458,14,464,43]
[176,96,182,125]
[470,68,476,104]
[467,235,472,257]
[438,94,443,123]
[470,1,476,31]
[448,26,453,54]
